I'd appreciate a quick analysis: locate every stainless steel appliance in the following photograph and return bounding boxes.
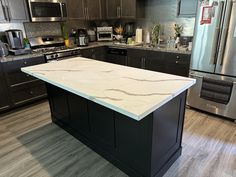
[27,0,67,22]
[0,40,9,57]
[97,27,113,41]
[77,29,89,46]
[87,29,96,42]
[188,0,236,121]
[30,35,81,62]
[5,30,24,49]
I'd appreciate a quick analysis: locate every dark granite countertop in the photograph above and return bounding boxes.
[0,42,191,63]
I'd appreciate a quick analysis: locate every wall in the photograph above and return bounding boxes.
[136,0,196,37]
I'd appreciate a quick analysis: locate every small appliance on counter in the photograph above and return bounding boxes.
[0,40,9,57]
[5,30,24,49]
[135,28,143,44]
[5,29,32,56]
[87,29,96,42]
[124,22,135,42]
[77,29,89,47]
[97,27,113,41]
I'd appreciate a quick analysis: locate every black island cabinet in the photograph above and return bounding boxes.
[46,83,187,177]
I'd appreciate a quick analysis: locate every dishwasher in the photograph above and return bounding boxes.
[106,47,127,66]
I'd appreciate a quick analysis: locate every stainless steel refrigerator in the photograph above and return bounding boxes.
[187,0,236,121]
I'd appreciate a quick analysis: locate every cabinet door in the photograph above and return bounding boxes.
[86,0,102,20]
[88,101,115,148]
[120,0,136,18]
[127,49,146,69]
[68,93,89,135]
[177,0,198,17]
[6,0,28,21]
[106,0,120,18]
[67,0,85,19]
[145,51,167,73]
[47,85,70,124]
[165,53,191,77]
[0,64,11,111]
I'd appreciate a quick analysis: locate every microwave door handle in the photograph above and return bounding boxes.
[217,1,233,66]
[210,1,225,65]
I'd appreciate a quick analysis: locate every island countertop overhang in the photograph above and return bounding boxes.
[21,57,196,121]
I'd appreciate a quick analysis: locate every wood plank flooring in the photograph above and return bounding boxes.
[0,101,236,177]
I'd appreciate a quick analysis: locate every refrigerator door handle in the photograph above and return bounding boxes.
[217,1,234,66]
[210,1,225,65]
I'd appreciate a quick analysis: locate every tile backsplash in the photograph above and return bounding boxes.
[24,22,62,38]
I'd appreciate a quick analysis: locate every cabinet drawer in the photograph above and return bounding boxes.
[11,81,47,105]
[3,56,45,86]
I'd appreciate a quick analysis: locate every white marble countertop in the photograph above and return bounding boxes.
[21,57,195,121]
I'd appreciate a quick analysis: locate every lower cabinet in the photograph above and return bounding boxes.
[81,46,106,61]
[67,93,90,135]
[0,55,47,113]
[47,85,70,124]
[88,102,115,148]
[127,48,191,77]
[127,48,146,69]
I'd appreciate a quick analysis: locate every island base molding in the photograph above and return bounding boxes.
[47,83,187,177]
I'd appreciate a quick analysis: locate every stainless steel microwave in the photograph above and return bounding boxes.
[28,0,67,22]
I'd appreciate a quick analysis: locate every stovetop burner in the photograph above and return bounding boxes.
[32,46,70,54]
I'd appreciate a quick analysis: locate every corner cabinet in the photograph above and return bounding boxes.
[67,0,104,20]
[177,0,198,17]
[106,0,145,19]
[0,0,28,22]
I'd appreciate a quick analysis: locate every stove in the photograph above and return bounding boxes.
[30,36,81,62]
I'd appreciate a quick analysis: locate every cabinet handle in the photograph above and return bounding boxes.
[117,7,119,17]
[176,61,179,64]
[176,56,180,59]
[86,7,89,19]
[6,5,10,21]
[118,6,121,18]
[177,0,181,16]
[30,91,34,95]
[24,61,27,65]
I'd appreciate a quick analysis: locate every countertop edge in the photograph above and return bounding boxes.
[21,67,195,121]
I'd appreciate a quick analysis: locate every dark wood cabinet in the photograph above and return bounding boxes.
[0,64,11,111]
[165,53,191,77]
[177,0,198,17]
[127,49,191,77]
[86,0,102,20]
[88,102,115,148]
[47,85,70,124]
[127,48,146,69]
[67,93,90,135]
[0,0,28,22]
[67,0,103,20]
[106,0,144,19]
[81,47,106,61]
[1,55,47,111]
[145,51,167,73]
[67,0,85,20]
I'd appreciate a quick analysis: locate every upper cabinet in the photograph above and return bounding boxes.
[106,0,145,19]
[67,0,104,20]
[0,0,28,22]
[177,0,198,17]
[67,0,85,20]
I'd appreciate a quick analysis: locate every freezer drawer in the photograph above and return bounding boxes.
[187,71,236,121]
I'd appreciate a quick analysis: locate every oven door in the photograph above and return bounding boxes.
[28,0,67,22]
[97,32,113,41]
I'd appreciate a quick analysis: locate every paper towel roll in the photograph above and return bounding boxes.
[135,28,143,43]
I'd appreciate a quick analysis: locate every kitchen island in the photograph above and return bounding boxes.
[22,57,195,177]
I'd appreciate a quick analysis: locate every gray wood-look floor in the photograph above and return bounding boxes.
[0,101,236,177]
